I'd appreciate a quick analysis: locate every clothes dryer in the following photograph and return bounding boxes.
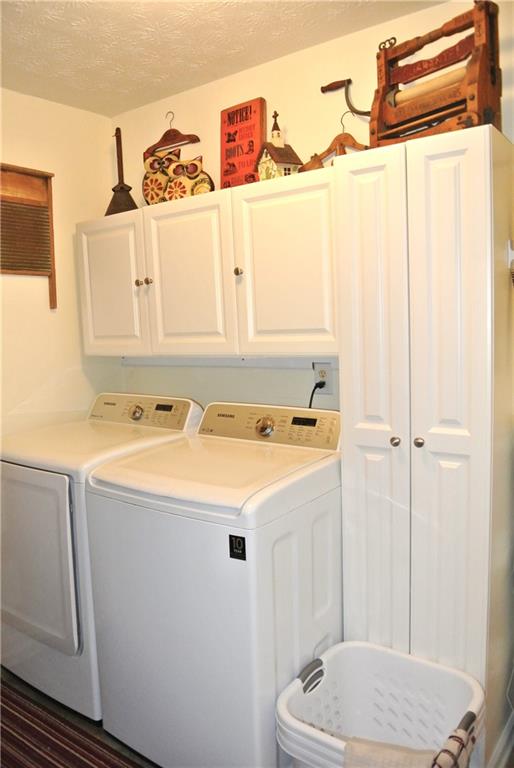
[86,402,342,767]
[1,393,202,719]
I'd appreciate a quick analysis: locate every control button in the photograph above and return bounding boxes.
[130,404,144,421]
[256,416,275,437]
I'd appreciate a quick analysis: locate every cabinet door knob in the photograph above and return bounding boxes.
[390,436,401,447]
[413,437,425,448]
[144,277,153,285]
[135,279,144,287]
[234,267,244,277]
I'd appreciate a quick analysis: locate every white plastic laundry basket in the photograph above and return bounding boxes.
[276,642,484,768]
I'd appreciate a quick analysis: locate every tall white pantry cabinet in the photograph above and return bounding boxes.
[335,125,512,764]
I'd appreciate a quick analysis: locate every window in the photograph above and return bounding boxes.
[0,163,56,308]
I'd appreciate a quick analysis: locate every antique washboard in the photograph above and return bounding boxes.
[369,0,501,146]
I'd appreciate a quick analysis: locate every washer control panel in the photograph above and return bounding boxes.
[88,393,202,431]
[198,403,340,450]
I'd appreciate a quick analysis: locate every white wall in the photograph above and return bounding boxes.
[120,359,340,413]
[0,89,123,435]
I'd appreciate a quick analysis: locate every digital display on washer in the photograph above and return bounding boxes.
[155,403,173,412]
[291,416,317,427]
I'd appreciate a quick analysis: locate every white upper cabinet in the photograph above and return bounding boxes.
[77,170,339,357]
[77,210,151,356]
[143,192,238,355]
[232,168,338,356]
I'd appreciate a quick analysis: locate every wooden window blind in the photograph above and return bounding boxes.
[0,163,57,308]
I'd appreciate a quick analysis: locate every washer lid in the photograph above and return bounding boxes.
[1,421,187,481]
[1,394,202,481]
[88,435,339,516]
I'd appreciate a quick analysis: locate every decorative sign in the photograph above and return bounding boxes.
[220,98,266,188]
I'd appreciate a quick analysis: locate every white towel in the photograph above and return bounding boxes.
[343,736,434,768]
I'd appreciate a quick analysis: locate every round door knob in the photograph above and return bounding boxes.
[390,436,401,447]
[135,279,144,287]
[144,277,153,285]
[234,267,244,277]
[413,437,425,448]
[255,416,275,437]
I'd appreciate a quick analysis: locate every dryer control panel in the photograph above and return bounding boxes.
[198,403,340,450]
[88,393,202,431]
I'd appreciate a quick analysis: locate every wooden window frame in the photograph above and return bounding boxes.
[1,163,57,308]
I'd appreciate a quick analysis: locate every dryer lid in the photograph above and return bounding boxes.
[87,435,339,514]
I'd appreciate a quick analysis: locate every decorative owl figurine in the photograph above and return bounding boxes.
[143,148,181,204]
[143,148,215,205]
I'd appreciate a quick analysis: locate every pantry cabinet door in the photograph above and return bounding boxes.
[143,192,238,355]
[232,169,338,355]
[335,146,410,652]
[77,211,151,355]
[408,128,492,681]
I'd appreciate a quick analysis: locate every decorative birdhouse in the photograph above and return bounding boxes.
[256,111,302,181]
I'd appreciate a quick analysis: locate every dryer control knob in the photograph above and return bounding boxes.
[130,404,144,421]
[256,416,275,437]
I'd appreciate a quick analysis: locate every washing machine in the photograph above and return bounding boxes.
[1,392,202,720]
[86,402,342,767]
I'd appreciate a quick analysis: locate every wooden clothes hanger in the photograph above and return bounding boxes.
[324,131,368,155]
[143,111,200,160]
[299,114,368,172]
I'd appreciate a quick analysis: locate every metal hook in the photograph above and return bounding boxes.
[165,110,175,128]
[340,110,352,132]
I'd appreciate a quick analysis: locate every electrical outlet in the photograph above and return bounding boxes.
[312,362,333,395]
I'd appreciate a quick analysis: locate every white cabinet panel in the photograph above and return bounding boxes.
[233,169,338,355]
[407,129,491,682]
[77,211,151,355]
[143,193,238,355]
[349,447,410,649]
[336,145,410,651]
[411,451,486,676]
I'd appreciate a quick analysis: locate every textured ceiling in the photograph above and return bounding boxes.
[1,0,441,117]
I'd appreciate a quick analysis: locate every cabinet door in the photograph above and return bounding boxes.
[232,169,338,355]
[335,146,410,651]
[143,192,238,355]
[77,211,151,355]
[408,128,492,681]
